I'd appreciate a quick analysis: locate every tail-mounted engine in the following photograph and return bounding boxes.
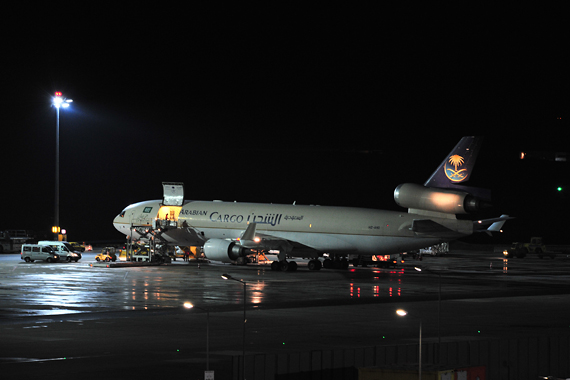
[394,183,485,215]
[203,239,247,263]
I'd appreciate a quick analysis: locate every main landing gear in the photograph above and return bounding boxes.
[270,260,298,272]
[270,259,324,272]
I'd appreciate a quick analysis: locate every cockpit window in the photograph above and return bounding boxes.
[120,210,126,217]
[143,207,153,213]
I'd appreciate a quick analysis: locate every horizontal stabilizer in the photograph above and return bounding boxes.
[474,214,514,235]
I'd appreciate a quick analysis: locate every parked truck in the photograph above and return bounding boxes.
[0,230,35,253]
[504,237,555,259]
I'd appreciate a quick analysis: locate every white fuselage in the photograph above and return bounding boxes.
[113,199,473,257]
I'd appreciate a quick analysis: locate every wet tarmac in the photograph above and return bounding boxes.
[2,246,570,379]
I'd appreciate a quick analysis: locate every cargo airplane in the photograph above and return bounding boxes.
[113,136,510,271]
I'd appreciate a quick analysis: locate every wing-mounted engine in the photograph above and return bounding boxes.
[394,183,486,215]
[203,239,248,263]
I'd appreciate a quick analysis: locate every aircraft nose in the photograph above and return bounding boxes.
[113,214,124,233]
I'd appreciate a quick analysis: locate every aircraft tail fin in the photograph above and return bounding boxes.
[424,136,483,190]
[394,136,491,217]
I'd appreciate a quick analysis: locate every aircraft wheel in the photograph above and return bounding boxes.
[323,259,333,269]
[280,261,289,272]
[308,259,322,271]
[287,261,298,272]
[271,261,280,271]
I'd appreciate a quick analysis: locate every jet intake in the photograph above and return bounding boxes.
[203,239,247,263]
[394,183,483,214]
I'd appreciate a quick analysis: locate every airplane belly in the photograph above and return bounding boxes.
[275,232,443,256]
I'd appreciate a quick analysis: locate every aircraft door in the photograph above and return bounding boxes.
[162,182,184,206]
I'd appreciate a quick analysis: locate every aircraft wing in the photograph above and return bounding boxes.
[254,231,321,255]
[236,223,322,256]
[410,219,466,239]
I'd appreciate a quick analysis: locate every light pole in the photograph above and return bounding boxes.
[221,274,247,380]
[396,309,422,380]
[183,302,211,372]
[52,92,72,240]
[415,266,442,368]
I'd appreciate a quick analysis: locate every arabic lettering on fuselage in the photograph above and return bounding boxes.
[179,209,305,226]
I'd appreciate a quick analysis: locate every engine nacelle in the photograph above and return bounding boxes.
[203,239,247,263]
[394,183,482,214]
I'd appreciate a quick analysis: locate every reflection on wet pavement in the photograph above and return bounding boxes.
[2,250,570,319]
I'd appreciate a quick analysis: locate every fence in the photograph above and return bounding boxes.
[226,334,570,379]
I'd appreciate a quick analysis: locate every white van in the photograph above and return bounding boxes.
[37,241,82,262]
[21,244,60,263]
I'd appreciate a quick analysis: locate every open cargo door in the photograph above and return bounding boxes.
[162,182,184,206]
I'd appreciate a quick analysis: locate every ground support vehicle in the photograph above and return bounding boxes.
[38,241,82,262]
[96,247,117,262]
[69,242,86,252]
[349,254,398,268]
[1,230,35,253]
[172,246,204,261]
[504,237,555,259]
[21,244,60,262]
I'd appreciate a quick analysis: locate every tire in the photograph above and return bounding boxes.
[24,257,32,263]
[308,259,322,271]
[46,258,52,263]
[287,261,298,272]
[96,257,101,262]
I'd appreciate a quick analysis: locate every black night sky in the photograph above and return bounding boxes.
[2,6,569,244]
